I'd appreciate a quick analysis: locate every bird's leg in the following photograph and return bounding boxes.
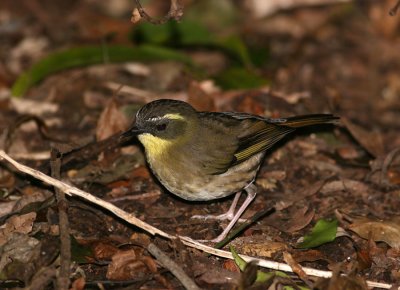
[191,191,241,221]
[209,184,256,243]
[202,184,257,243]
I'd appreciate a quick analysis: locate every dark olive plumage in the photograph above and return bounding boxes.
[124,99,339,242]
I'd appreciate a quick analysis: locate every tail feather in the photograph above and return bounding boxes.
[274,114,339,128]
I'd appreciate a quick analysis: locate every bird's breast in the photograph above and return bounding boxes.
[140,136,264,202]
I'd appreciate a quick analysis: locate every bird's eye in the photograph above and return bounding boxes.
[156,123,167,131]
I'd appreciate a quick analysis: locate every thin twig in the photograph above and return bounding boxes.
[3,114,65,153]
[0,150,172,238]
[0,150,396,290]
[147,243,201,290]
[283,252,312,288]
[50,148,71,290]
[132,0,183,25]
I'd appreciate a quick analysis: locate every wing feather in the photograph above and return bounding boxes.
[232,122,294,166]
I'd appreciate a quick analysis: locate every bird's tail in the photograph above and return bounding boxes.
[269,114,340,128]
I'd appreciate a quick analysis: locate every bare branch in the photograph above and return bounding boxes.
[50,148,71,290]
[147,243,201,290]
[132,0,183,25]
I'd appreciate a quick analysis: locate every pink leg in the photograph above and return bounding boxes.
[191,192,241,221]
[202,184,257,243]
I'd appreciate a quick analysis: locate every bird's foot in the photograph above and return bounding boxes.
[191,212,247,223]
[191,211,234,221]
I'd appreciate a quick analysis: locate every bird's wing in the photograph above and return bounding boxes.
[231,120,295,166]
[198,113,294,175]
[198,112,337,174]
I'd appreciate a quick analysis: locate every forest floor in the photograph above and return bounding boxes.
[0,0,400,289]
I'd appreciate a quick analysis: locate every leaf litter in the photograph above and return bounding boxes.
[0,0,400,288]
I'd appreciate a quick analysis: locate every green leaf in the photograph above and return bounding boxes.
[11,45,194,97]
[230,246,273,283]
[174,21,213,45]
[133,22,172,45]
[297,219,338,249]
[230,246,310,289]
[215,67,269,89]
[219,36,254,68]
[230,245,247,271]
[133,20,254,67]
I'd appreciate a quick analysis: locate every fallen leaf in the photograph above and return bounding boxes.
[92,242,119,260]
[106,249,156,280]
[342,117,385,158]
[0,233,40,275]
[320,179,369,195]
[187,81,216,111]
[292,249,332,264]
[70,276,85,290]
[336,146,363,160]
[0,212,36,246]
[223,259,239,272]
[239,240,288,258]
[349,216,400,249]
[297,219,338,249]
[96,98,129,141]
[265,204,314,233]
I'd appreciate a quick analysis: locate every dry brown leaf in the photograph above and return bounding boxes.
[320,179,369,195]
[92,242,119,260]
[388,168,400,185]
[256,170,286,191]
[106,249,155,280]
[285,207,315,233]
[12,188,53,212]
[336,146,363,160]
[292,249,332,264]
[349,217,400,249]
[70,276,86,290]
[130,232,151,247]
[233,239,288,258]
[0,233,40,273]
[187,81,216,112]
[265,204,314,233]
[0,212,36,246]
[342,117,385,158]
[96,99,129,141]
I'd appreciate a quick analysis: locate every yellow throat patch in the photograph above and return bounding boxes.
[138,133,173,157]
[138,113,188,158]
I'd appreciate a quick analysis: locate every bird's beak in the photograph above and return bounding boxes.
[120,124,145,141]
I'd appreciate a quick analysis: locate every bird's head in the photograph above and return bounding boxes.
[122,99,198,154]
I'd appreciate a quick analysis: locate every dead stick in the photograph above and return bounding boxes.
[148,243,202,290]
[50,148,71,290]
[0,150,171,238]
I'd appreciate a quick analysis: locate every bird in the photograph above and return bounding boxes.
[122,99,339,242]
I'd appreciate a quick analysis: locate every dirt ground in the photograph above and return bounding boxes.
[0,0,400,289]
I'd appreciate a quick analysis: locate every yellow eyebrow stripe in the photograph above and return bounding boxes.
[164,113,185,120]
